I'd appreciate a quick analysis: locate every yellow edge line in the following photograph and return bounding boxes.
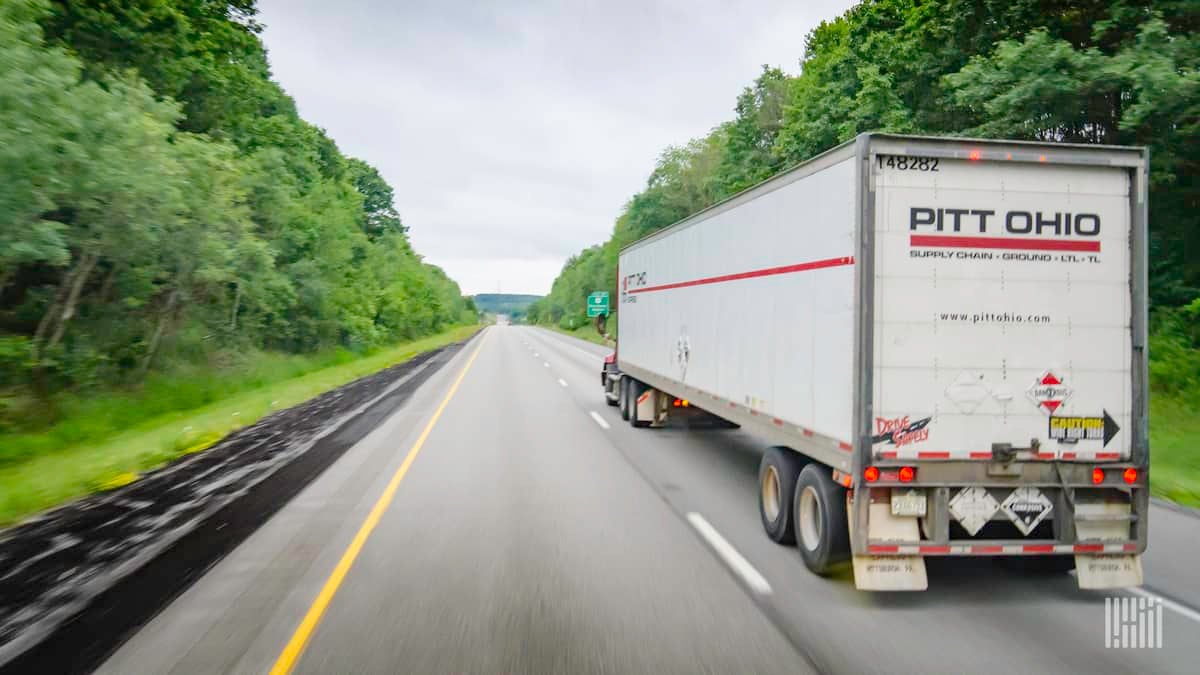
[269,331,488,675]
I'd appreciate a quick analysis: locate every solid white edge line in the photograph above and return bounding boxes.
[1127,586,1200,624]
[558,378,568,387]
[1069,570,1200,625]
[589,411,610,430]
[686,512,772,595]
[541,329,605,361]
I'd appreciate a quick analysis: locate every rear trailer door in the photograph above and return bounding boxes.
[870,147,1133,462]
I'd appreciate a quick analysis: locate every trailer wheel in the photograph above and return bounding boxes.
[604,373,619,406]
[618,377,630,420]
[758,447,803,545]
[628,380,651,428]
[794,464,850,574]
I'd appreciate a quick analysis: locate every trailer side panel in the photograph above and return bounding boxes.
[618,154,858,448]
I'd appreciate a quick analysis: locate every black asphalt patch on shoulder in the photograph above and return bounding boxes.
[0,333,476,674]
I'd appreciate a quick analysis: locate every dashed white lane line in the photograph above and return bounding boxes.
[686,512,772,596]
[1127,586,1200,624]
[533,352,540,357]
[589,411,610,430]
[558,378,568,387]
[543,362,550,368]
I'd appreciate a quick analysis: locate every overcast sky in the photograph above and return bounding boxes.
[256,0,854,295]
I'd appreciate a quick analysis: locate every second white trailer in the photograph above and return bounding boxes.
[603,134,1149,591]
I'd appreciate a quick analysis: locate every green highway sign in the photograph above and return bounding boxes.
[587,291,609,317]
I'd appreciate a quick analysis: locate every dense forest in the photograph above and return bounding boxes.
[471,294,542,319]
[528,0,1198,395]
[0,0,476,428]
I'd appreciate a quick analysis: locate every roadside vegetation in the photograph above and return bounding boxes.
[546,323,613,348]
[528,0,1198,505]
[0,1,479,521]
[0,325,478,526]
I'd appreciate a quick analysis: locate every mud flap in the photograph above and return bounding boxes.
[1074,501,1143,589]
[1076,554,1143,589]
[851,502,928,591]
[634,388,671,427]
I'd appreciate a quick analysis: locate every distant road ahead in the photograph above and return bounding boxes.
[103,326,1199,674]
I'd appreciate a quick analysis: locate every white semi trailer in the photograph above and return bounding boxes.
[600,134,1149,591]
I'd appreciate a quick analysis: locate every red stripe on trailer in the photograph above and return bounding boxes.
[920,545,951,554]
[879,450,898,459]
[868,545,899,554]
[1036,452,1056,460]
[802,428,814,437]
[972,545,1004,554]
[1062,452,1077,460]
[729,402,737,408]
[1023,544,1055,553]
[910,234,1101,253]
[1095,452,1120,460]
[637,392,651,404]
[1123,543,1137,552]
[750,409,759,416]
[772,418,784,427]
[838,441,853,452]
[917,451,951,459]
[1074,544,1105,553]
[627,256,856,294]
[969,452,993,459]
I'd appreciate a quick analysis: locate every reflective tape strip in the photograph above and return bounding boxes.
[866,542,1139,555]
[872,449,1132,461]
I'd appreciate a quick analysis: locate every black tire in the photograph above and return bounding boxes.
[629,379,651,428]
[604,371,619,407]
[758,447,804,545]
[999,555,1076,574]
[793,464,850,575]
[619,377,631,421]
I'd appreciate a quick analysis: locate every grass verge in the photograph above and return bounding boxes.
[544,323,614,348]
[1150,396,1200,509]
[0,325,479,527]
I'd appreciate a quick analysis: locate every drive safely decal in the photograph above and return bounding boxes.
[872,416,931,448]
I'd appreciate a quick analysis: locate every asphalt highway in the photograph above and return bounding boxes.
[102,326,1200,674]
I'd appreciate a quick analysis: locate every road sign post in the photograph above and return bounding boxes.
[587,291,609,318]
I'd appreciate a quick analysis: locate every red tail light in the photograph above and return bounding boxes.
[864,466,880,483]
[1091,467,1105,484]
[1123,467,1138,484]
[898,466,916,483]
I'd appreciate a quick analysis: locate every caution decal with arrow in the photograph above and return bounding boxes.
[1048,409,1121,447]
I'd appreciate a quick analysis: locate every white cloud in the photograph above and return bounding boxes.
[257,0,853,294]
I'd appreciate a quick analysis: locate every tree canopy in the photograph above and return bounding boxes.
[529,0,1198,333]
[0,0,474,410]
